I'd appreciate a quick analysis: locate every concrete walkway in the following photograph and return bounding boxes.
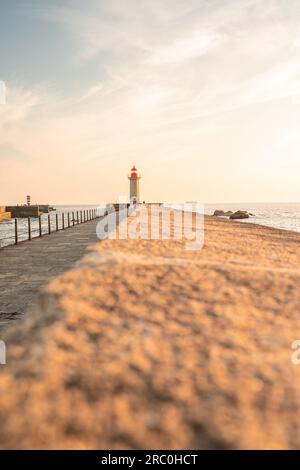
[0,218,100,329]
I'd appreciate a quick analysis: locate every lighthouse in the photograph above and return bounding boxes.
[128,165,141,205]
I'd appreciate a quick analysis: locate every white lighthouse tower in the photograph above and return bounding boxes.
[128,165,141,205]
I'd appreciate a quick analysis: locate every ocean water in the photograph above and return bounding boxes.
[204,203,300,233]
[0,203,300,248]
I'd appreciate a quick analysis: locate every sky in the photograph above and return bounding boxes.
[0,0,300,204]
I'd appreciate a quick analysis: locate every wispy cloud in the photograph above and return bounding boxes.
[78,83,104,102]
[0,85,42,127]
[1,0,300,203]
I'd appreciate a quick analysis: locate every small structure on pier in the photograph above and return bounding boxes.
[128,164,141,204]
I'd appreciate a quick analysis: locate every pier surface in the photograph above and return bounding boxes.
[0,218,99,329]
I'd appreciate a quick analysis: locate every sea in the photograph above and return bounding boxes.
[0,203,300,248]
[204,202,300,233]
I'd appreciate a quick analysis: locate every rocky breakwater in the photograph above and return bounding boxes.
[213,209,254,220]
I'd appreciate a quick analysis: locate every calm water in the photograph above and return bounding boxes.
[204,203,300,233]
[1,203,300,248]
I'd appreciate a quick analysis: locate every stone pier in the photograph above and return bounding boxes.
[0,208,300,449]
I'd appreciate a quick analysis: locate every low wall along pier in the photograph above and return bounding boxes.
[5,205,55,218]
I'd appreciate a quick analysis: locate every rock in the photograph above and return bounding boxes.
[214,209,255,220]
[230,211,250,220]
[213,210,233,217]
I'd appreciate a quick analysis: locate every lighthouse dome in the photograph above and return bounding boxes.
[130,165,138,177]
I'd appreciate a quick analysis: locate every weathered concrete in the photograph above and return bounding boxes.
[4,205,55,217]
[38,205,55,214]
[5,205,40,218]
[0,218,100,329]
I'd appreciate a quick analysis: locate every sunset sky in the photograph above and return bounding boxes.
[0,0,300,204]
